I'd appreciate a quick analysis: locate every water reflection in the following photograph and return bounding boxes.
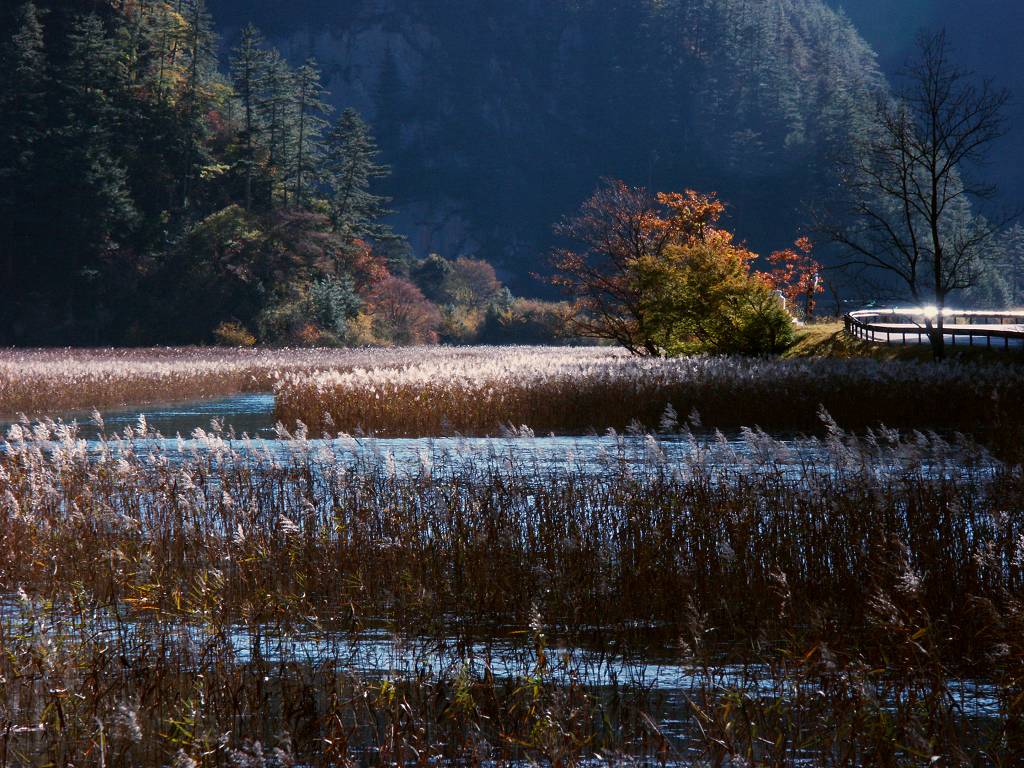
[0,595,1001,722]
[4,392,280,438]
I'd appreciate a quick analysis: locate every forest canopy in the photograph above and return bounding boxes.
[209,0,890,281]
[0,1,576,346]
[0,0,1019,347]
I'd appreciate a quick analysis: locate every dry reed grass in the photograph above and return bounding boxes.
[8,346,1023,450]
[0,420,1021,764]
[274,348,1024,445]
[0,346,541,418]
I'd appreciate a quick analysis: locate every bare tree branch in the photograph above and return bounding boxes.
[822,29,1010,359]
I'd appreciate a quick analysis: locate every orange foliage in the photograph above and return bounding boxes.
[340,239,390,290]
[367,276,442,345]
[766,237,824,322]
[295,323,323,347]
[657,190,726,242]
[206,109,228,136]
[549,178,751,355]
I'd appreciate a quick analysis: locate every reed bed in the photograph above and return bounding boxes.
[7,345,1024,446]
[275,348,1024,443]
[0,346,568,418]
[1,420,1022,764]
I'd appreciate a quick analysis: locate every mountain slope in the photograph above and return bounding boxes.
[210,0,885,286]
[830,0,1024,209]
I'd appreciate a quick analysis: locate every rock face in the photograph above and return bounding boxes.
[210,0,885,287]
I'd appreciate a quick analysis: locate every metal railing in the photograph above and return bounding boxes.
[844,308,1024,349]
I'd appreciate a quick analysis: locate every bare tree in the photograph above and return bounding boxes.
[826,30,1010,359]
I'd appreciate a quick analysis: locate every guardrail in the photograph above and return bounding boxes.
[844,308,1024,349]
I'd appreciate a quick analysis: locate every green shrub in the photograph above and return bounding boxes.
[255,278,362,346]
[639,242,796,357]
[732,286,796,355]
[212,321,257,347]
[308,277,362,337]
[481,298,575,345]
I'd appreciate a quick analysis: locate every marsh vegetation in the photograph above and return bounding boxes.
[5,346,1024,446]
[1,346,1023,765]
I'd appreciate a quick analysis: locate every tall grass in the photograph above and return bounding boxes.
[0,346,555,417]
[1,419,1021,764]
[275,348,1024,442]
[7,346,1023,447]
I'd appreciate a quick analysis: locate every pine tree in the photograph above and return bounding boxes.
[115,0,152,91]
[257,48,296,208]
[143,0,184,104]
[1000,224,1024,305]
[324,108,394,241]
[48,13,138,334]
[0,2,48,296]
[110,2,177,225]
[289,58,331,208]
[177,0,217,209]
[230,23,266,210]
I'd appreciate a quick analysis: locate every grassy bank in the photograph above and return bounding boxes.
[1,422,1021,764]
[786,321,1024,363]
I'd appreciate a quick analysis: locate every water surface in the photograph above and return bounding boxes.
[1,392,991,481]
[8,392,280,438]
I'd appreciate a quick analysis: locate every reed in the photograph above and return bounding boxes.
[0,346,529,418]
[274,348,1024,445]
[7,346,1023,449]
[1,419,1020,764]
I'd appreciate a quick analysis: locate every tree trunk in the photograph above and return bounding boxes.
[926,317,946,360]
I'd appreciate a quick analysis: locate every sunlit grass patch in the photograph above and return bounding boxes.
[274,347,1024,447]
[786,320,1024,363]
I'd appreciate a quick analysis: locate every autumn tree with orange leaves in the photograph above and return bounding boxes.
[766,237,824,323]
[550,180,683,354]
[550,179,794,356]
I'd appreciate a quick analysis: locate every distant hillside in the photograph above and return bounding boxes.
[830,0,1024,210]
[209,0,886,287]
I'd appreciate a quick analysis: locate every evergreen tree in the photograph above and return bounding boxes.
[0,2,47,299]
[1000,224,1024,306]
[963,242,1013,309]
[143,0,184,103]
[324,108,394,241]
[177,0,217,209]
[112,5,178,230]
[257,48,296,208]
[230,23,266,210]
[289,58,331,208]
[50,13,138,335]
